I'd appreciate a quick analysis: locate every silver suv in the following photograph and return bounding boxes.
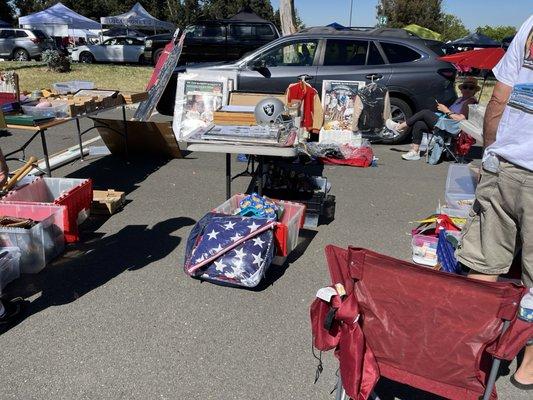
[0,28,55,61]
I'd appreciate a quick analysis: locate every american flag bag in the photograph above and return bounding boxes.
[184,213,276,288]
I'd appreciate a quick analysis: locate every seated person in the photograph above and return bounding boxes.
[387,76,480,161]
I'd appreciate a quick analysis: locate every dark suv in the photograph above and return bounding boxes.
[144,19,280,65]
[157,27,457,143]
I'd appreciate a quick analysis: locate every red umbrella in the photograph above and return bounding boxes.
[439,47,506,100]
[438,47,505,70]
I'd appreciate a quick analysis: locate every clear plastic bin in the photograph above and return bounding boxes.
[3,177,93,243]
[52,81,95,94]
[0,247,21,294]
[445,164,478,210]
[213,194,306,256]
[22,101,69,118]
[0,203,65,273]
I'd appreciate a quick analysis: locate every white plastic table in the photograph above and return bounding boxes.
[184,141,298,199]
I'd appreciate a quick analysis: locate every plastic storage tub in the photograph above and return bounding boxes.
[213,194,306,256]
[445,164,478,210]
[52,81,95,94]
[0,247,21,294]
[3,177,93,243]
[0,203,65,273]
[22,100,69,118]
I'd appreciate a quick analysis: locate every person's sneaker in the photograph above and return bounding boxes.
[385,119,405,137]
[402,150,421,161]
[385,119,400,131]
[0,297,23,325]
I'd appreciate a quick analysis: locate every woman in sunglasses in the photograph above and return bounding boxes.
[386,76,480,161]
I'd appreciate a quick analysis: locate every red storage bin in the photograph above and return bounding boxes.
[2,177,93,243]
[213,194,306,256]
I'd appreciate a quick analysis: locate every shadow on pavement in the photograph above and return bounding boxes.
[65,155,172,196]
[254,228,318,291]
[374,377,446,400]
[0,216,195,335]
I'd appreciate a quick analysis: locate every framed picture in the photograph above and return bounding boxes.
[321,80,365,131]
[172,74,229,140]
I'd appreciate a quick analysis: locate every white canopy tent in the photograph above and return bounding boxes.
[19,2,100,37]
[100,3,174,33]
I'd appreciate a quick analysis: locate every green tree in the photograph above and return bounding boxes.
[377,0,443,33]
[0,0,15,24]
[476,25,517,42]
[439,13,469,41]
[201,0,275,21]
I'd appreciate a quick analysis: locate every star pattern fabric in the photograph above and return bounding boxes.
[185,214,275,288]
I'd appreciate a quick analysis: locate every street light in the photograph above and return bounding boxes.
[349,0,354,27]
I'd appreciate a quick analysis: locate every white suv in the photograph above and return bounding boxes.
[0,28,55,61]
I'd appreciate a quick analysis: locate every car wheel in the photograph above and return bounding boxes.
[13,48,30,61]
[381,97,413,144]
[79,52,94,64]
[138,54,146,64]
[153,48,163,65]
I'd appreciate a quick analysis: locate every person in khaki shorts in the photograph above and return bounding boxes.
[457,14,533,391]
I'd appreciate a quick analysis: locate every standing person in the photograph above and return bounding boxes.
[0,147,22,325]
[386,77,479,161]
[457,15,533,391]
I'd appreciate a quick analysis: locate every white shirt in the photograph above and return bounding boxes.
[484,15,533,171]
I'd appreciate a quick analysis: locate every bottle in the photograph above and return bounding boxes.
[518,288,533,322]
[483,153,500,173]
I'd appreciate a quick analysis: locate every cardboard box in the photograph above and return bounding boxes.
[121,92,149,104]
[229,91,285,107]
[92,190,125,215]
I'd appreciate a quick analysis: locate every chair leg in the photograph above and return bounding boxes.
[481,320,511,400]
[335,376,347,400]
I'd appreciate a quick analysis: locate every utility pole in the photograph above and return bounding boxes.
[349,0,354,27]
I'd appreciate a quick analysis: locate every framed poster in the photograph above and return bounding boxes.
[321,80,365,131]
[172,74,229,140]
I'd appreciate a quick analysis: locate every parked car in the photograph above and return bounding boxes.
[157,27,458,143]
[69,36,145,64]
[144,19,280,65]
[0,28,55,61]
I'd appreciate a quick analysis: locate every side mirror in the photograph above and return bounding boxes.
[250,59,267,70]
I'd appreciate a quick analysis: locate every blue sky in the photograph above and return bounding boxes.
[270,0,532,30]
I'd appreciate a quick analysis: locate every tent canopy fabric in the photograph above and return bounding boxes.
[404,24,442,41]
[327,22,347,30]
[228,7,269,22]
[439,47,505,70]
[100,3,174,30]
[451,32,501,48]
[18,2,100,30]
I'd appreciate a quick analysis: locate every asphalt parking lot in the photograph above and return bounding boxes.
[0,114,528,400]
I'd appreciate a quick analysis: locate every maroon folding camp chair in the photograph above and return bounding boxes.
[311,246,533,400]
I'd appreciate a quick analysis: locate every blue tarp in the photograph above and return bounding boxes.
[0,20,11,28]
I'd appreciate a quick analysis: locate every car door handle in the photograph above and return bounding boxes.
[366,74,383,80]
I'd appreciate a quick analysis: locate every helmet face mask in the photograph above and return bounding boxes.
[254,98,286,126]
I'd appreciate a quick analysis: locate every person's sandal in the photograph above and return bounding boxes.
[510,374,533,391]
[0,297,23,325]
